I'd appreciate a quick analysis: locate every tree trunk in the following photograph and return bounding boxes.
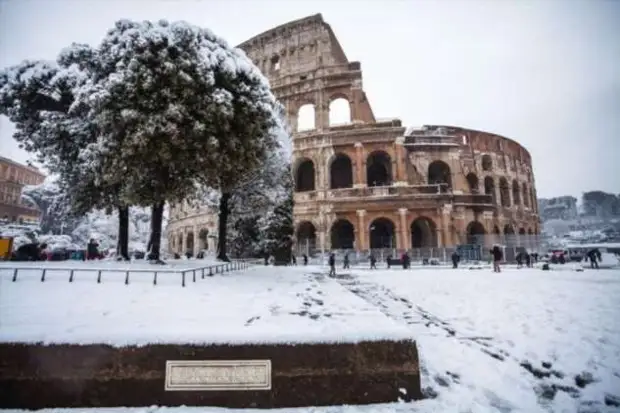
[217,192,231,262]
[147,201,166,263]
[117,206,130,261]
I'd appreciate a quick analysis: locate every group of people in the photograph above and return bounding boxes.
[8,238,102,262]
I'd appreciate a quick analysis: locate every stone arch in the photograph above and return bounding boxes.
[295,158,315,192]
[366,151,392,187]
[512,180,521,205]
[466,221,486,245]
[519,228,526,235]
[185,232,194,255]
[270,54,281,72]
[504,224,515,235]
[330,219,355,250]
[369,217,396,249]
[522,183,529,207]
[484,176,495,203]
[410,217,438,248]
[499,177,511,207]
[482,154,493,171]
[198,228,209,251]
[527,228,533,235]
[328,97,351,126]
[428,160,452,190]
[297,103,315,131]
[329,153,353,189]
[466,173,479,194]
[296,221,317,251]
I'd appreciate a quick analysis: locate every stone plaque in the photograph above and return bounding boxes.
[165,360,271,391]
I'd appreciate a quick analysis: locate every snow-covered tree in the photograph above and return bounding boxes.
[78,19,284,262]
[258,164,294,262]
[22,179,75,235]
[0,46,132,259]
[212,107,290,261]
[228,215,262,258]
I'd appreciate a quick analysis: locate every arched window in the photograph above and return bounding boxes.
[366,151,392,187]
[428,160,452,191]
[296,221,317,253]
[330,219,355,249]
[466,221,486,245]
[329,98,351,126]
[512,180,521,205]
[295,159,315,192]
[499,177,511,207]
[411,217,438,248]
[329,154,353,189]
[466,173,479,194]
[297,104,315,131]
[369,218,396,249]
[481,154,492,171]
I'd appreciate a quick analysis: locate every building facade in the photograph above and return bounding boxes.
[166,14,540,256]
[0,156,46,223]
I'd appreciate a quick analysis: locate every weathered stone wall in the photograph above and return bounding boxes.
[0,340,421,409]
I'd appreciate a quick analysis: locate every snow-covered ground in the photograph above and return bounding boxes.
[1,263,619,412]
[0,264,410,346]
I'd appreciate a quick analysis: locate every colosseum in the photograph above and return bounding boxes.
[166,14,540,257]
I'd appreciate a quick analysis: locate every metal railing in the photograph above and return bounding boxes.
[5,260,253,287]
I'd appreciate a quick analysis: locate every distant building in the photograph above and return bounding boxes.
[539,196,578,221]
[0,156,46,223]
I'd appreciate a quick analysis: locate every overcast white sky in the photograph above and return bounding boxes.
[1,0,619,198]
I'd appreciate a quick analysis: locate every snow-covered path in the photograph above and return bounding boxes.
[334,266,620,412]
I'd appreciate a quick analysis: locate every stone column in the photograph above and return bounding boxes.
[356,209,367,250]
[354,142,365,188]
[394,137,407,186]
[440,205,452,247]
[318,230,326,253]
[398,208,409,250]
[193,225,200,256]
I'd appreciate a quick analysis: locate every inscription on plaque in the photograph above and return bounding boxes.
[165,360,271,391]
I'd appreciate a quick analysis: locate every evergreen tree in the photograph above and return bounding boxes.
[229,215,262,258]
[0,46,132,259]
[80,19,283,262]
[258,165,294,262]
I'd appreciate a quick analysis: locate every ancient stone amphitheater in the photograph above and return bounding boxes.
[166,14,540,257]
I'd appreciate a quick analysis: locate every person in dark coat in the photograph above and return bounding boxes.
[369,254,377,269]
[491,245,503,273]
[303,254,308,266]
[328,253,336,276]
[14,242,47,261]
[343,253,350,269]
[86,239,99,260]
[451,251,460,269]
[402,252,411,269]
[587,249,600,269]
[291,255,297,265]
[525,252,532,268]
[386,254,392,269]
[516,252,524,268]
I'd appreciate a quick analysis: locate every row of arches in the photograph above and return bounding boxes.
[481,176,533,208]
[169,229,212,254]
[296,217,538,251]
[296,154,535,210]
[296,217,439,250]
[297,98,351,131]
[296,153,452,192]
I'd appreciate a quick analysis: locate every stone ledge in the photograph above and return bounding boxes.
[0,340,422,409]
